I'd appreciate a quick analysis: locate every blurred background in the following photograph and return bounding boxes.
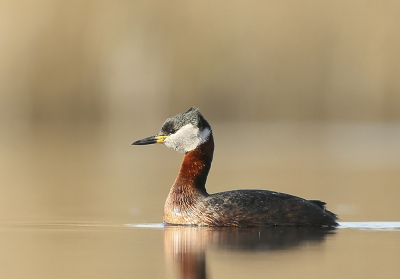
[1,0,400,224]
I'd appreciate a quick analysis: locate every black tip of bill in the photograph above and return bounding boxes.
[131,135,168,145]
[131,136,158,145]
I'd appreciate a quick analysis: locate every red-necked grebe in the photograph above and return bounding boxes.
[132,107,338,227]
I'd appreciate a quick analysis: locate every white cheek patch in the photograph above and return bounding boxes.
[164,124,210,153]
[199,127,211,145]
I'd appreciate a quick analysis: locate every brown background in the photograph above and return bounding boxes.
[1,1,400,279]
[2,0,399,222]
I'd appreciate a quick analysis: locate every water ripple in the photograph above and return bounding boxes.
[338,222,400,230]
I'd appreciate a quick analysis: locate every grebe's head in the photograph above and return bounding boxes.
[132,107,211,153]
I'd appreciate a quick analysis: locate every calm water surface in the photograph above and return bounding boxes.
[1,122,399,278]
[0,222,399,279]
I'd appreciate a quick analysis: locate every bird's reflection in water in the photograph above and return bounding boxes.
[164,226,335,279]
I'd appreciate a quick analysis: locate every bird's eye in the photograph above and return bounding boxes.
[169,129,176,135]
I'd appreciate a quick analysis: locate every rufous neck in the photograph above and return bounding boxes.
[171,133,214,196]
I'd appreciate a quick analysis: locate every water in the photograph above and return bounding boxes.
[0,222,399,279]
[2,1,400,276]
[1,122,399,278]
[338,222,400,230]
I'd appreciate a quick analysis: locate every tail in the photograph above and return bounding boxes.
[310,200,339,227]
